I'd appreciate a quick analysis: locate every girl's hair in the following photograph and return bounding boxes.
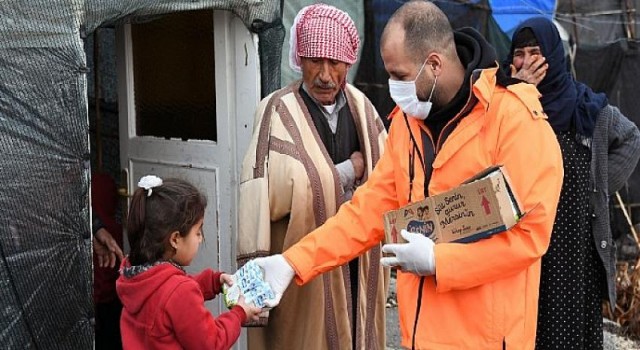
[127,178,207,266]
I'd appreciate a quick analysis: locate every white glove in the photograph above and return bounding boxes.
[380,229,436,276]
[254,254,295,308]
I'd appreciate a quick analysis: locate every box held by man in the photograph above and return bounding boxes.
[383,166,523,244]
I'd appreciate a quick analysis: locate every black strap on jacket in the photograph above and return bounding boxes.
[403,113,428,202]
[402,113,429,350]
[412,277,426,350]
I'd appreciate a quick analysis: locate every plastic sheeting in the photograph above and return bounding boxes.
[0,1,281,348]
[556,0,640,47]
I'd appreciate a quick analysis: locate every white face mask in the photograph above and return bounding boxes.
[388,59,437,120]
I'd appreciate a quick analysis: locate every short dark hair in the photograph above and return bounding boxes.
[384,0,456,63]
[127,178,207,265]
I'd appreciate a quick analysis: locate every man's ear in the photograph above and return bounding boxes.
[426,53,443,75]
[169,231,181,249]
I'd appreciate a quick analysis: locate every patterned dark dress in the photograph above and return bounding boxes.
[535,131,606,349]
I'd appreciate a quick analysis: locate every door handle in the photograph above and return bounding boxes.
[117,187,130,198]
[118,168,131,198]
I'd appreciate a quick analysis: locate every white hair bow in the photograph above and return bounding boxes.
[138,175,163,197]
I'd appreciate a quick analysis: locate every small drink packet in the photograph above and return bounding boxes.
[223,260,275,309]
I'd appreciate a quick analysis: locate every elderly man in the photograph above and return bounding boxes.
[253,1,565,349]
[237,4,388,350]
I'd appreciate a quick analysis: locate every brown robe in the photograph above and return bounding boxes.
[237,81,388,349]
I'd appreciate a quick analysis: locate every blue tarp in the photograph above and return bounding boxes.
[490,0,556,37]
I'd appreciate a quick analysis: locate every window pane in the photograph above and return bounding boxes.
[131,10,216,141]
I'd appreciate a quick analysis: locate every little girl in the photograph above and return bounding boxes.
[116,175,261,349]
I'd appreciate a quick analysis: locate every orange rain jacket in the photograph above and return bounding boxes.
[283,67,563,349]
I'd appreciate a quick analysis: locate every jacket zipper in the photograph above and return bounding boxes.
[411,277,426,350]
[409,70,481,350]
[433,71,479,153]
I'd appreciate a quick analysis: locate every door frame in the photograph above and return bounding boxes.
[115,9,260,274]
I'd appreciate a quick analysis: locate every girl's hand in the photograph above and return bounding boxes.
[220,273,234,287]
[237,295,262,322]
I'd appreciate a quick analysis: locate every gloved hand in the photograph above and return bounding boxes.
[380,229,436,276]
[254,254,295,308]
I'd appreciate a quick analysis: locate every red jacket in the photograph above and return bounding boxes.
[116,260,246,350]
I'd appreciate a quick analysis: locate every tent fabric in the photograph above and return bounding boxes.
[434,0,511,59]
[0,1,281,347]
[353,0,401,126]
[555,0,640,46]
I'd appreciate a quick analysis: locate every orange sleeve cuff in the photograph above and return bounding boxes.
[282,249,308,285]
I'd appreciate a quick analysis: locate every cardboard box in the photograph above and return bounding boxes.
[383,166,523,244]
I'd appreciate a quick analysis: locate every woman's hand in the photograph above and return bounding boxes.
[93,228,124,268]
[511,54,548,86]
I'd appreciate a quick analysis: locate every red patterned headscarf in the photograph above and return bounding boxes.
[289,4,360,73]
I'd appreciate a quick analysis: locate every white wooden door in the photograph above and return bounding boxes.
[116,9,259,337]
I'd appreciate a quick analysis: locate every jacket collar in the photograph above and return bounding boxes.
[470,65,499,112]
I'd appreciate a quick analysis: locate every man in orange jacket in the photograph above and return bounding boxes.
[253,1,564,349]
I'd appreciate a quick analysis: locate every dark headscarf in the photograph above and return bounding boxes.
[505,17,607,137]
